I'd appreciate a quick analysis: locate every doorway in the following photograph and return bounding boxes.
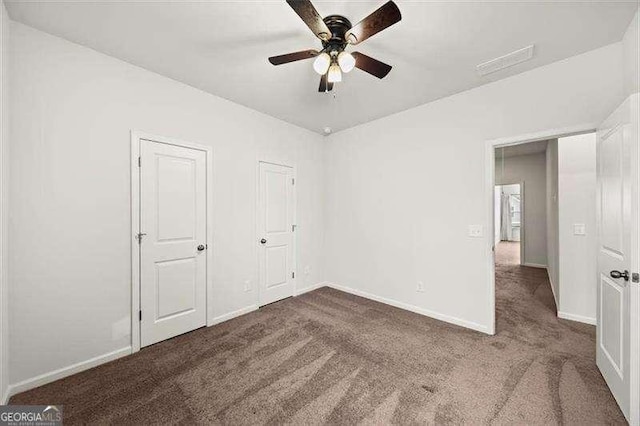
[131,132,213,351]
[485,110,639,423]
[494,183,523,265]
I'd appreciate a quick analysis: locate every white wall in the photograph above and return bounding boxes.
[0,0,9,404]
[324,43,625,333]
[496,154,546,261]
[558,133,596,323]
[623,9,639,97]
[9,22,325,386]
[546,140,559,304]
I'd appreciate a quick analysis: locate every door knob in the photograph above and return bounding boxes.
[610,270,629,281]
[260,238,267,244]
[197,244,205,252]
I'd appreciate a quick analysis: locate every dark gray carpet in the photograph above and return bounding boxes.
[10,243,625,424]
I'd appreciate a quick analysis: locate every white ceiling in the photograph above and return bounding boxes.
[5,0,638,134]
[496,139,549,158]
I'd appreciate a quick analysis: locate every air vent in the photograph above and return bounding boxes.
[476,45,535,76]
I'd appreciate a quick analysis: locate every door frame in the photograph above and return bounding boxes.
[634,92,640,426]
[256,160,297,306]
[494,182,525,265]
[130,131,214,353]
[484,123,596,335]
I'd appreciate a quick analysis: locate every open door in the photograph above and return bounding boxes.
[596,93,639,423]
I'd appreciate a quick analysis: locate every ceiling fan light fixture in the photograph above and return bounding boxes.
[337,51,355,73]
[313,52,331,75]
[270,0,402,92]
[327,63,342,83]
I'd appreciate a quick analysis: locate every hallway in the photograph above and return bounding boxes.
[493,241,625,423]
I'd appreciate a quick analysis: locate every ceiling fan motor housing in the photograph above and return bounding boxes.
[322,15,352,52]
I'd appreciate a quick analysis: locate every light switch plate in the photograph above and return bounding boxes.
[573,223,586,236]
[468,225,484,238]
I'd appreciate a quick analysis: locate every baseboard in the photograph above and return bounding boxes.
[326,283,491,335]
[558,311,596,325]
[209,282,328,326]
[295,281,329,296]
[209,304,258,326]
[523,262,547,269]
[7,346,131,400]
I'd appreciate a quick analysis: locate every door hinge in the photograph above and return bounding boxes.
[136,233,146,244]
[292,272,295,279]
[139,310,142,321]
[633,272,639,283]
[292,224,297,232]
[291,178,295,185]
[138,156,142,167]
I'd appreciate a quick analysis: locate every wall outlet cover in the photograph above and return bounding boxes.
[573,223,586,236]
[468,225,484,238]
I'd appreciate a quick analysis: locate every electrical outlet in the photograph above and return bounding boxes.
[573,223,586,236]
[468,225,484,238]
[244,280,251,292]
[417,281,425,293]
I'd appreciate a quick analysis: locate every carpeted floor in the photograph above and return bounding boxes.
[497,240,520,265]
[10,242,625,424]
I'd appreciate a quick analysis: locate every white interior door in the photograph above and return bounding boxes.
[258,162,295,306]
[596,94,639,422]
[140,139,207,347]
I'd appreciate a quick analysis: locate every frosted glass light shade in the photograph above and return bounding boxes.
[313,53,331,75]
[338,51,355,73]
[327,63,342,83]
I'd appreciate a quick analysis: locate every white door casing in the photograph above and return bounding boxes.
[596,94,639,423]
[139,139,208,347]
[258,162,295,306]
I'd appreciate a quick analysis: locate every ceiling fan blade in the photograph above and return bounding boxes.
[286,0,332,41]
[345,1,401,45]
[318,74,334,92]
[352,52,392,79]
[268,49,319,65]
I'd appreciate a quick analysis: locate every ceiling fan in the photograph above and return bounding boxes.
[268,0,401,93]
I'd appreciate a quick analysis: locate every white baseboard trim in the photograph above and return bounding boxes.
[7,346,131,400]
[209,281,329,326]
[295,281,329,296]
[558,311,596,325]
[209,305,258,326]
[326,282,491,335]
[523,262,547,269]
